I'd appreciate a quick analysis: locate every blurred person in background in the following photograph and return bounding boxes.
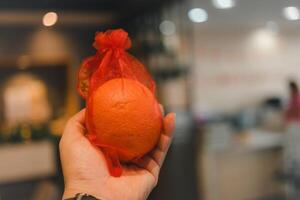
[285,80,300,122]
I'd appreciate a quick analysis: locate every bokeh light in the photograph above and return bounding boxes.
[159,20,176,36]
[42,12,58,27]
[283,6,300,21]
[188,8,208,23]
[212,0,235,9]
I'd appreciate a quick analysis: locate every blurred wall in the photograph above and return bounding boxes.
[190,28,300,115]
[0,26,100,66]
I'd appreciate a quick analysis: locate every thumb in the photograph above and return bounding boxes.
[63,109,87,139]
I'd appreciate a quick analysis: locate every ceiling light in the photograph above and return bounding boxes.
[43,12,58,27]
[188,8,208,23]
[283,6,300,21]
[212,0,235,9]
[159,20,176,36]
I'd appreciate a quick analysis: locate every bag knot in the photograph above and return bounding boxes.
[93,29,131,52]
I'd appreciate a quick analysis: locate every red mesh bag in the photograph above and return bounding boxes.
[77,29,163,177]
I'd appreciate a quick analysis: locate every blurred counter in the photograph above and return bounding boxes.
[198,129,285,200]
[0,141,61,200]
[230,130,283,152]
[0,141,56,184]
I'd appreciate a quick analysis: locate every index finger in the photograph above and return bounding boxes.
[149,112,176,166]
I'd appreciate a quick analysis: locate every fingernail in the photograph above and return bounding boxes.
[172,113,176,125]
[159,104,165,116]
[164,112,176,134]
[169,113,176,130]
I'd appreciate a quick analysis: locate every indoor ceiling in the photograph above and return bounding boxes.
[0,0,175,20]
[0,0,166,11]
[188,0,300,29]
[0,0,300,29]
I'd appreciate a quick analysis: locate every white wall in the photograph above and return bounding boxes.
[191,28,300,115]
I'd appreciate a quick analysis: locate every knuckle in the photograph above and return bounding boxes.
[65,118,74,129]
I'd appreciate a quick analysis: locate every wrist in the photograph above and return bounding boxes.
[63,185,109,200]
[64,193,99,200]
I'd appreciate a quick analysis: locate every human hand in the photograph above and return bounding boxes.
[59,109,175,200]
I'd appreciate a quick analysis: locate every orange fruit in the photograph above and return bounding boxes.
[87,78,163,161]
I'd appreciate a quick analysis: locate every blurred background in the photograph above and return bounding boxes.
[1,0,300,199]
